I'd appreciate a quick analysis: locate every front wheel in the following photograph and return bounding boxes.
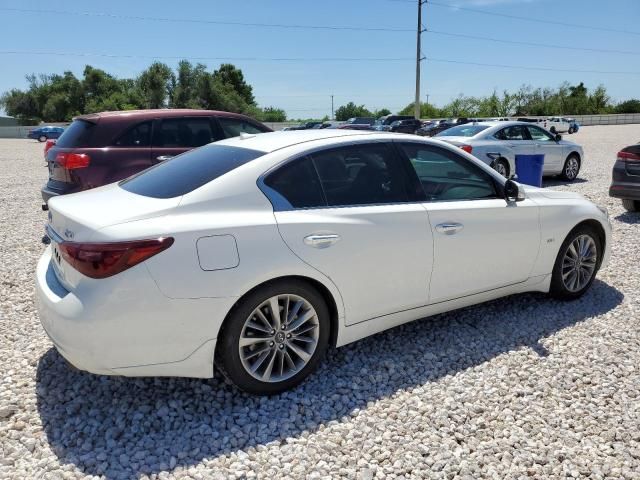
[38,135,47,142]
[550,226,602,300]
[622,198,639,212]
[560,154,580,181]
[492,159,510,178]
[217,280,330,395]
[568,127,574,134]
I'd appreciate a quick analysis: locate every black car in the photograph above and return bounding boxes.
[610,142,640,212]
[373,115,415,131]
[388,118,423,134]
[417,119,456,137]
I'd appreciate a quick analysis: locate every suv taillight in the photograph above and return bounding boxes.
[58,237,174,279]
[44,139,56,157]
[618,151,640,163]
[56,152,90,169]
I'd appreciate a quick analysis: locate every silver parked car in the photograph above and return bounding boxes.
[434,121,584,181]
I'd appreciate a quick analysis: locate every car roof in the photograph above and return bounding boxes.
[212,129,411,153]
[75,109,253,123]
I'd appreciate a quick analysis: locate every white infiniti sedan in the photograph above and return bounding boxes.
[36,129,611,395]
[435,121,584,181]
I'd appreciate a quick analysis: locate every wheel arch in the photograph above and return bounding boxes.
[218,275,342,348]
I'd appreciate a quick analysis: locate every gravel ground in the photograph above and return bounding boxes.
[1,126,639,480]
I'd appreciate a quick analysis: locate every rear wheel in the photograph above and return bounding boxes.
[492,159,510,178]
[560,154,580,181]
[217,280,330,395]
[550,126,557,134]
[550,226,601,300]
[38,135,47,142]
[568,127,574,134]
[622,198,640,212]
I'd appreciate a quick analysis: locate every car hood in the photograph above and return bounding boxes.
[524,185,585,201]
[47,183,181,242]
[558,139,581,148]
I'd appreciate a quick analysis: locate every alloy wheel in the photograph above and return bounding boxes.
[493,161,508,178]
[561,234,597,292]
[565,157,580,180]
[238,294,320,383]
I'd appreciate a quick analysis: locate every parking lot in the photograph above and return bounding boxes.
[1,125,639,479]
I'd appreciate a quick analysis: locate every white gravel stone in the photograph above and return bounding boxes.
[1,127,640,479]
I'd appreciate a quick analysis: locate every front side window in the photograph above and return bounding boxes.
[399,143,498,202]
[218,118,265,138]
[263,157,325,209]
[120,144,264,198]
[495,125,528,141]
[310,143,412,207]
[114,121,152,147]
[527,125,555,142]
[153,118,215,148]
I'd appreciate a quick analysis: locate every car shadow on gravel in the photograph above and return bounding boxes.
[615,211,640,224]
[542,177,588,187]
[36,279,623,479]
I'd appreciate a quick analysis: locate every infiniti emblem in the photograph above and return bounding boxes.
[64,229,74,239]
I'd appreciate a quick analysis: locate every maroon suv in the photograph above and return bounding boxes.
[42,109,272,204]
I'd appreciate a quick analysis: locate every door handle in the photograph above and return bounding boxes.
[304,234,341,248]
[435,223,464,235]
[156,155,174,162]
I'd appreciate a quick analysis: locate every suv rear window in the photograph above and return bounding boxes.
[119,144,265,198]
[55,119,95,148]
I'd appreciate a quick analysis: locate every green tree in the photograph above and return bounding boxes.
[137,62,174,109]
[615,99,640,114]
[334,102,372,121]
[373,108,391,118]
[213,64,255,106]
[261,107,287,122]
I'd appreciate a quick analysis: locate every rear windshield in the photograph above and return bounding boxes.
[436,125,490,137]
[119,144,265,198]
[55,119,96,148]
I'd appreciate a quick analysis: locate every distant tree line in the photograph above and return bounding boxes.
[0,61,287,123]
[397,82,640,119]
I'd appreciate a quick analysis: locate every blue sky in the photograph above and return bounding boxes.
[1,0,639,119]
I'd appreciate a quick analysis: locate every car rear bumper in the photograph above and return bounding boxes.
[609,162,640,200]
[35,247,233,378]
[41,181,74,203]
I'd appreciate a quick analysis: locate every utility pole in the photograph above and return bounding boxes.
[331,95,334,120]
[414,0,424,120]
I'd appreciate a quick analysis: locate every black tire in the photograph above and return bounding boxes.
[622,198,639,212]
[560,153,581,181]
[216,280,330,395]
[549,225,602,300]
[568,127,574,134]
[492,158,510,178]
[550,126,557,134]
[38,135,47,142]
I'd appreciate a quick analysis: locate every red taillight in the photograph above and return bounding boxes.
[56,152,90,169]
[44,139,56,157]
[460,144,473,154]
[618,151,640,162]
[58,237,174,279]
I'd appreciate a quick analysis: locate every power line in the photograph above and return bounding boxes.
[0,50,413,62]
[424,0,640,36]
[426,57,640,75]
[0,7,413,32]
[426,29,640,56]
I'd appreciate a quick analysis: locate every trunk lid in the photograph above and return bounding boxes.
[46,184,181,289]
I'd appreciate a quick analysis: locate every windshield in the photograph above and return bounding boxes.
[436,125,490,137]
[120,144,265,198]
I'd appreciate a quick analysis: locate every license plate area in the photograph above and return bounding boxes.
[50,240,66,284]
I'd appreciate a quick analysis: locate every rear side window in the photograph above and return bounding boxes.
[153,118,215,148]
[120,145,264,198]
[219,118,266,138]
[55,120,95,148]
[310,143,412,207]
[264,158,325,208]
[114,121,152,147]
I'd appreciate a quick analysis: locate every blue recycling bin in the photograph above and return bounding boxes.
[515,154,544,187]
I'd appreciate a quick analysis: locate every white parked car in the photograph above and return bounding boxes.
[541,117,571,134]
[435,121,584,180]
[36,130,611,395]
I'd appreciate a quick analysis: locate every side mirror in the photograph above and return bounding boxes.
[555,133,562,142]
[504,179,525,202]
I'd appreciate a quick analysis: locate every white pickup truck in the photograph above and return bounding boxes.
[540,117,571,134]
